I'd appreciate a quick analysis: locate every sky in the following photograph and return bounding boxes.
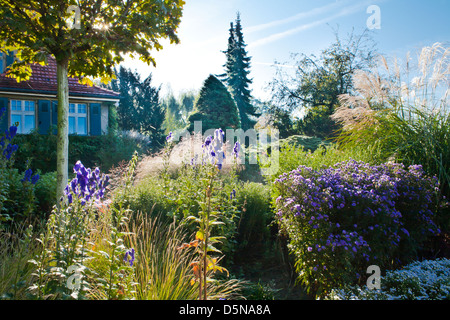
[122,0,450,101]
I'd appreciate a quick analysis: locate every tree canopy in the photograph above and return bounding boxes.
[269,30,377,138]
[0,0,185,202]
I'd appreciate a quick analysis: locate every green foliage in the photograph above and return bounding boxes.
[241,280,277,300]
[188,75,240,133]
[161,90,197,135]
[260,142,374,184]
[281,135,330,152]
[108,66,165,143]
[234,182,273,260]
[33,172,57,215]
[12,131,150,174]
[0,169,39,224]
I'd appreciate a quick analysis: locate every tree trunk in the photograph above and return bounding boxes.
[56,59,69,205]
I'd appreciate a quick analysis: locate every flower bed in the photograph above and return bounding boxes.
[326,258,450,300]
[273,160,442,297]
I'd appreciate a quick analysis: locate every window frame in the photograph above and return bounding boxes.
[10,99,36,134]
[68,102,88,135]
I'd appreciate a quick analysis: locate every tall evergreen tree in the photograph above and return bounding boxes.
[220,13,259,131]
[187,75,240,133]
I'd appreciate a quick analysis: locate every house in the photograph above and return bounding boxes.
[0,52,120,136]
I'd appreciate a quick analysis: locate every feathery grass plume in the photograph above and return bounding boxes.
[332,43,450,197]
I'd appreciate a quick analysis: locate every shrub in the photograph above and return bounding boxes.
[234,182,273,260]
[13,130,151,174]
[33,171,57,215]
[0,115,42,229]
[273,160,443,297]
[260,142,374,184]
[326,258,450,300]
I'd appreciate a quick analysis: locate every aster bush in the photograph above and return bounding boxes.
[274,159,443,297]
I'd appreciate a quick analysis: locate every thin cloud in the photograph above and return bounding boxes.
[248,0,377,49]
[246,0,351,34]
[253,61,297,69]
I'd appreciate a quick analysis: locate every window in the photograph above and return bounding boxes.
[69,103,87,135]
[10,99,36,134]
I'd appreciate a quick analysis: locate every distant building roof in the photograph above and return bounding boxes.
[0,55,120,100]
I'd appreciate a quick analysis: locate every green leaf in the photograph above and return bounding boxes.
[206,244,222,253]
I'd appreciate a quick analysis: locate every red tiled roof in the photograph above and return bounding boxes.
[0,56,120,99]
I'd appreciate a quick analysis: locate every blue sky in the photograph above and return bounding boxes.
[122,0,450,101]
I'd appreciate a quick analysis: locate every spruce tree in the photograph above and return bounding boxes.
[220,13,259,131]
[187,75,240,133]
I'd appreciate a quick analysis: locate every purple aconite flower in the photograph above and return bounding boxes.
[124,248,135,266]
[31,174,40,185]
[65,161,109,206]
[230,189,236,200]
[21,169,32,182]
[166,131,173,143]
[5,126,17,141]
[21,169,39,184]
[3,143,18,160]
[233,141,241,158]
[201,129,226,170]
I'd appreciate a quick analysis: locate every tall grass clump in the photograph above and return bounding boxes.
[333,43,450,196]
[0,225,41,299]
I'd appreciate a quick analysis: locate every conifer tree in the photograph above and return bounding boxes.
[220,13,259,131]
[187,75,240,133]
[109,66,165,142]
